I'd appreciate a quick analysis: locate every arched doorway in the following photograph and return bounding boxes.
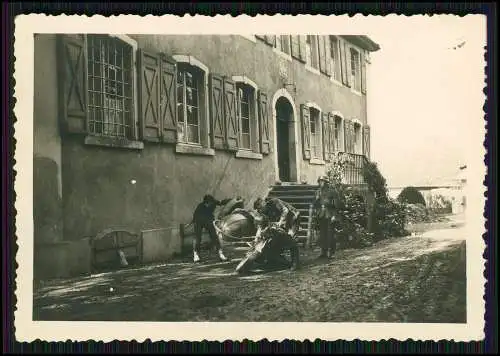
[275,96,297,182]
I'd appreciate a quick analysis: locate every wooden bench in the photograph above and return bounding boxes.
[91,228,142,272]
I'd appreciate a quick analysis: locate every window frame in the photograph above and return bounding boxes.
[352,118,363,155]
[82,34,143,150]
[329,36,342,85]
[349,47,362,94]
[305,35,321,75]
[171,55,213,156]
[331,112,345,153]
[304,101,324,164]
[176,63,203,145]
[232,75,262,160]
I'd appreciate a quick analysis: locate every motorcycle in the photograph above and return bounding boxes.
[235,221,299,275]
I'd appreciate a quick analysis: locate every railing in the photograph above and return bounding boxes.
[337,152,368,185]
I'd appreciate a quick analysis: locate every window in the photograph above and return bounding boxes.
[290,35,301,60]
[329,36,341,82]
[334,116,344,151]
[87,35,134,138]
[279,35,291,55]
[350,48,362,92]
[176,64,203,144]
[237,84,253,150]
[309,107,321,158]
[306,35,320,70]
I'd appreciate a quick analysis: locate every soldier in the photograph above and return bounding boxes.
[313,176,337,259]
[192,194,228,263]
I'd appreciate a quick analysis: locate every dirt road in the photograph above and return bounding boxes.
[33,221,467,323]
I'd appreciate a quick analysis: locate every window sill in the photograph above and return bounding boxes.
[351,88,363,96]
[309,158,326,165]
[235,150,263,160]
[84,135,144,150]
[175,143,215,156]
[305,65,321,75]
[330,77,343,86]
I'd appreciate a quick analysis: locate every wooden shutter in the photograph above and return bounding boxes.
[318,36,327,74]
[363,125,371,159]
[344,42,352,88]
[344,118,352,153]
[299,35,307,63]
[209,74,225,150]
[361,51,367,94]
[223,77,239,151]
[328,113,336,159]
[339,39,347,86]
[159,55,177,143]
[300,104,311,160]
[322,112,330,162]
[258,91,271,155]
[139,49,161,142]
[325,37,332,77]
[57,34,88,134]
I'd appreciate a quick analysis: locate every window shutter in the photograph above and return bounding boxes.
[322,112,330,162]
[318,36,327,74]
[298,35,307,63]
[159,55,177,143]
[300,104,311,160]
[57,34,88,135]
[324,37,333,77]
[361,51,367,94]
[139,49,161,142]
[258,91,271,155]
[252,90,261,154]
[344,118,352,153]
[223,77,239,151]
[363,125,371,159]
[209,73,225,150]
[339,39,347,86]
[328,113,336,158]
[344,42,352,88]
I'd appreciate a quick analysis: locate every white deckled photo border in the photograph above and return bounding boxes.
[13,14,487,342]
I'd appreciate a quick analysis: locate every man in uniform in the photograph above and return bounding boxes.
[253,197,301,270]
[192,194,228,263]
[313,176,337,259]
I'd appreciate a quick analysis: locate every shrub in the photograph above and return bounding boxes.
[397,186,426,206]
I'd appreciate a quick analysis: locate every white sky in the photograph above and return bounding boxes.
[365,16,486,187]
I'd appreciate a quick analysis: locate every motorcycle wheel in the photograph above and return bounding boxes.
[235,249,261,275]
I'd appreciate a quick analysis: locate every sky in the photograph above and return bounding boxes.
[364,16,486,188]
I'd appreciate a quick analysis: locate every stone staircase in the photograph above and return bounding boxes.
[266,183,319,246]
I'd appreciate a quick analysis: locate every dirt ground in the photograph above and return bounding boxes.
[33,217,467,323]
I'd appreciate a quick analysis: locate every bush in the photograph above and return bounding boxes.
[398,186,426,206]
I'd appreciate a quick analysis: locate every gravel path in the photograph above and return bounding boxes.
[33,223,467,323]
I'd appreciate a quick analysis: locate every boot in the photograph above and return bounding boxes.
[218,249,228,262]
[193,251,201,263]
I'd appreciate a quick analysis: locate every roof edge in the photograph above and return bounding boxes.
[340,35,381,52]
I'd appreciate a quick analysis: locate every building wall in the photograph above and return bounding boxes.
[33,34,63,244]
[34,34,369,241]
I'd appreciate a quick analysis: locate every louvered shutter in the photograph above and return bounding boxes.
[300,104,311,160]
[344,42,352,88]
[318,36,327,74]
[325,37,333,77]
[139,50,161,142]
[299,35,307,63]
[223,77,239,151]
[344,118,352,153]
[159,55,177,143]
[328,113,336,159]
[361,50,367,94]
[209,74,225,150]
[57,34,88,134]
[322,112,330,162]
[363,125,371,159]
[339,39,347,86]
[258,91,271,155]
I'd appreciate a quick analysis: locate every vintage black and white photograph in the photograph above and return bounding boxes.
[15,14,486,342]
